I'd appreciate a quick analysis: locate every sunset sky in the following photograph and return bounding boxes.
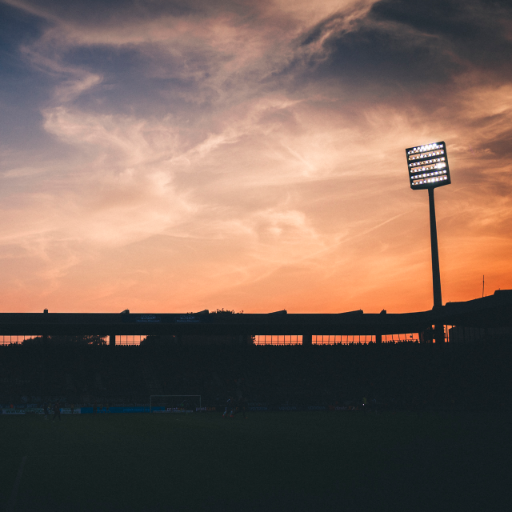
[0,0,511,314]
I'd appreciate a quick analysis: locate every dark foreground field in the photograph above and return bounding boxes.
[1,411,511,512]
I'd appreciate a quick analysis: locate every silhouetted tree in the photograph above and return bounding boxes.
[211,309,244,315]
[22,335,107,346]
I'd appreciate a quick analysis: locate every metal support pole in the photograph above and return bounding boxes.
[428,188,444,343]
[428,188,442,309]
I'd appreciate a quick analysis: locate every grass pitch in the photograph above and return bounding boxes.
[1,411,511,512]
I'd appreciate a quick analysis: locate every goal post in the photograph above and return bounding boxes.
[149,395,202,413]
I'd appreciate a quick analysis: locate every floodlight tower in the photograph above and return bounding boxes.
[405,141,451,342]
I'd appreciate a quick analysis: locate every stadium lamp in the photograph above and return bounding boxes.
[406,141,451,190]
[406,141,451,342]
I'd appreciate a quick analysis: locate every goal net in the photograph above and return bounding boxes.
[149,395,202,413]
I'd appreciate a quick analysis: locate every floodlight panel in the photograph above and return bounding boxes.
[405,141,451,190]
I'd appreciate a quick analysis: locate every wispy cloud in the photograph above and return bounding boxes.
[0,0,510,313]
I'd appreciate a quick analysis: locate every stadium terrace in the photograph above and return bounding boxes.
[0,290,510,345]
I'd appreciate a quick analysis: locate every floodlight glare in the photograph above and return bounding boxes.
[405,141,451,190]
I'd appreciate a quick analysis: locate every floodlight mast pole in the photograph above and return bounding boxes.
[406,141,451,344]
[428,188,443,309]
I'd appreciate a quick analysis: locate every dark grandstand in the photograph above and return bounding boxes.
[0,289,510,342]
[1,290,511,412]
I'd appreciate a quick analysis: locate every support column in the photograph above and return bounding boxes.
[434,324,445,344]
[109,334,116,346]
[302,334,312,347]
[428,188,444,343]
[376,334,382,345]
[43,309,49,343]
[428,188,442,309]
